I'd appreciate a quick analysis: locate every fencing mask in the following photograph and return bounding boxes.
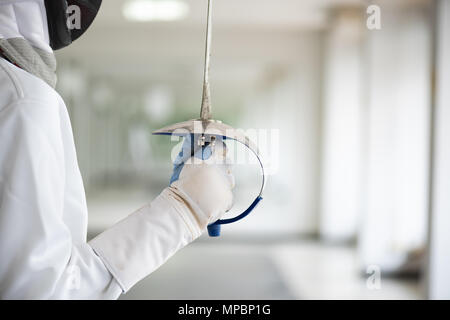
[44,0,102,50]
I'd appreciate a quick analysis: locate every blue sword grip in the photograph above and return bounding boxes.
[207,196,263,237]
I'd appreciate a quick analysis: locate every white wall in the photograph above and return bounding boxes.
[428,0,450,300]
[319,8,364,242]
[358,1,432,271]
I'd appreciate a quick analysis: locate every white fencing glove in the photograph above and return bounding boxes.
[89,135,234,292]
[170,135,234,230]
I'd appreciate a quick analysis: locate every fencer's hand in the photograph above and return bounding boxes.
[89,137,234,291]
[169,136,234,232]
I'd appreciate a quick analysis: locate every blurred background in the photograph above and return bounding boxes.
[55,0,450,299]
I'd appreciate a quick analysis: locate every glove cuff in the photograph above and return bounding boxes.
[88,188,201,292]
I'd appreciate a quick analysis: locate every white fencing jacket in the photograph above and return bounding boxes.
[0,0,201,299]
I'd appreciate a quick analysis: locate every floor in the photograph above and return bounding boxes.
[118,240,422,300]
[86,188,422,300]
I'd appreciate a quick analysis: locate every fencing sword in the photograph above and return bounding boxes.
[153,0,266,236]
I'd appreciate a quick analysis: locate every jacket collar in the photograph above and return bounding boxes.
[0,0,57,87]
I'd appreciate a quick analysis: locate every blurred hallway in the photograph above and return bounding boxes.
[118,241,421,300]
[53,0,450,299]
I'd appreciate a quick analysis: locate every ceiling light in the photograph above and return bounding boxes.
[123,0,189,22]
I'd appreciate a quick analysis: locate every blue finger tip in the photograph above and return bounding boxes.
[207,224,221,237]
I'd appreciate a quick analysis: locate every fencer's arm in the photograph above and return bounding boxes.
[88,188,201,292]
[0,98,201,298]
[0,97,227,298]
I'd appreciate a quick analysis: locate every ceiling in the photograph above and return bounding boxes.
[55,0,365,104]
[95,0,364,30]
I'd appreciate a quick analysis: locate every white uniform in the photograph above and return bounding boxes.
[0,0,233,299]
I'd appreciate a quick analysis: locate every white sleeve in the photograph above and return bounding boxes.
[89,187,201,292]
[0,99,121,299]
